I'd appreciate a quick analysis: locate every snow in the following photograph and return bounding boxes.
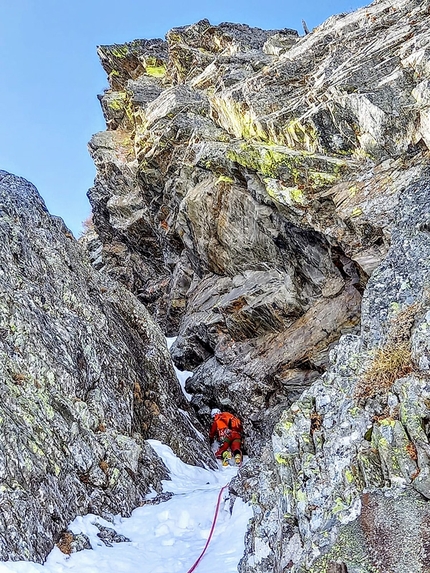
[0,339,251,572]
[0,441,252,573]
[166,337,193,400]
[178,409,205,441]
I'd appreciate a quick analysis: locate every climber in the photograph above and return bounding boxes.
[209,408,243,466]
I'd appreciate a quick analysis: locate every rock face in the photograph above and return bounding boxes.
[82,0,430,571]
[268,175,430,572]
[87,19,367,435]
[0,171,213,562]
[87,0,430,404]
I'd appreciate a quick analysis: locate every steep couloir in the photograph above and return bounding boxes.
[84,0,430,570]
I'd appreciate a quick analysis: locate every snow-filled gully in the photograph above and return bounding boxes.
[0,443,251,573]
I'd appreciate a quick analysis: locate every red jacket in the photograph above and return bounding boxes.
[209,412,242,441]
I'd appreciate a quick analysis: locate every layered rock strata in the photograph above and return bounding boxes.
[0,171,213,562]
[265,174,430,572]
[84,0,430,570]
[87,21,360,429]
[87,0,430,427]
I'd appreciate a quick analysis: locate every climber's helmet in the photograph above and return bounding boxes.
[211,408,221,418]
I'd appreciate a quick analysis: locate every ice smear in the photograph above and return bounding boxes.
[166,336,193,400]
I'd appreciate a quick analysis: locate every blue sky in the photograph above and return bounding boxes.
[0,0,368,236]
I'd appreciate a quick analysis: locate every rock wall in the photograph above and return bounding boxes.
[87,19,366,435]
[267,174,430,572]
[83,0,430,571]
[0,171,213,562]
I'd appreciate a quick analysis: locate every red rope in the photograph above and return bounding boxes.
[185,483,229,573]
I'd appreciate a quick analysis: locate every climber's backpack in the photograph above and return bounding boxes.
[226,412,242,433]
[215,411,243,434]
[224,412,242,433]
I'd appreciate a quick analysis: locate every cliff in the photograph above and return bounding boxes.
[85,0,430,570]
[0,171,213,561]
[2,0,430,569]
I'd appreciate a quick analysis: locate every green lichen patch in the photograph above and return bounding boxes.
[216,175,234,184]
[111,45,129,59]
[308,171,339,187]
[264,178,306,207]
[210,96,268,141]
[310,522,380,573]
[143,57,167,78]
[351,206,363,218]
[146,65,167,77]
[226,142,347,193]
[106,91,128,111]
[282,118,318,152]
[275,452,291,465]
[357,448,384,488]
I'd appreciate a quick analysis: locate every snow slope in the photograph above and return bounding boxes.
[0,441,252,573]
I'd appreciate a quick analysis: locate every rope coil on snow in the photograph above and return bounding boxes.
[186,483,230,573]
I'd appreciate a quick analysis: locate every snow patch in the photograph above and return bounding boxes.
[0,442,252,573]
[166,336,193,400]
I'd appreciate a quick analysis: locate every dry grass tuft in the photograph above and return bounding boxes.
[133,381,143,403]
[356,342,413,400]
[57,532,74,555]
[12,372,26,385]
[372,406,399,423]
[355,303,418,401]
[310,412,323,433]
[99,460,109,474]
[406,441,418,461]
